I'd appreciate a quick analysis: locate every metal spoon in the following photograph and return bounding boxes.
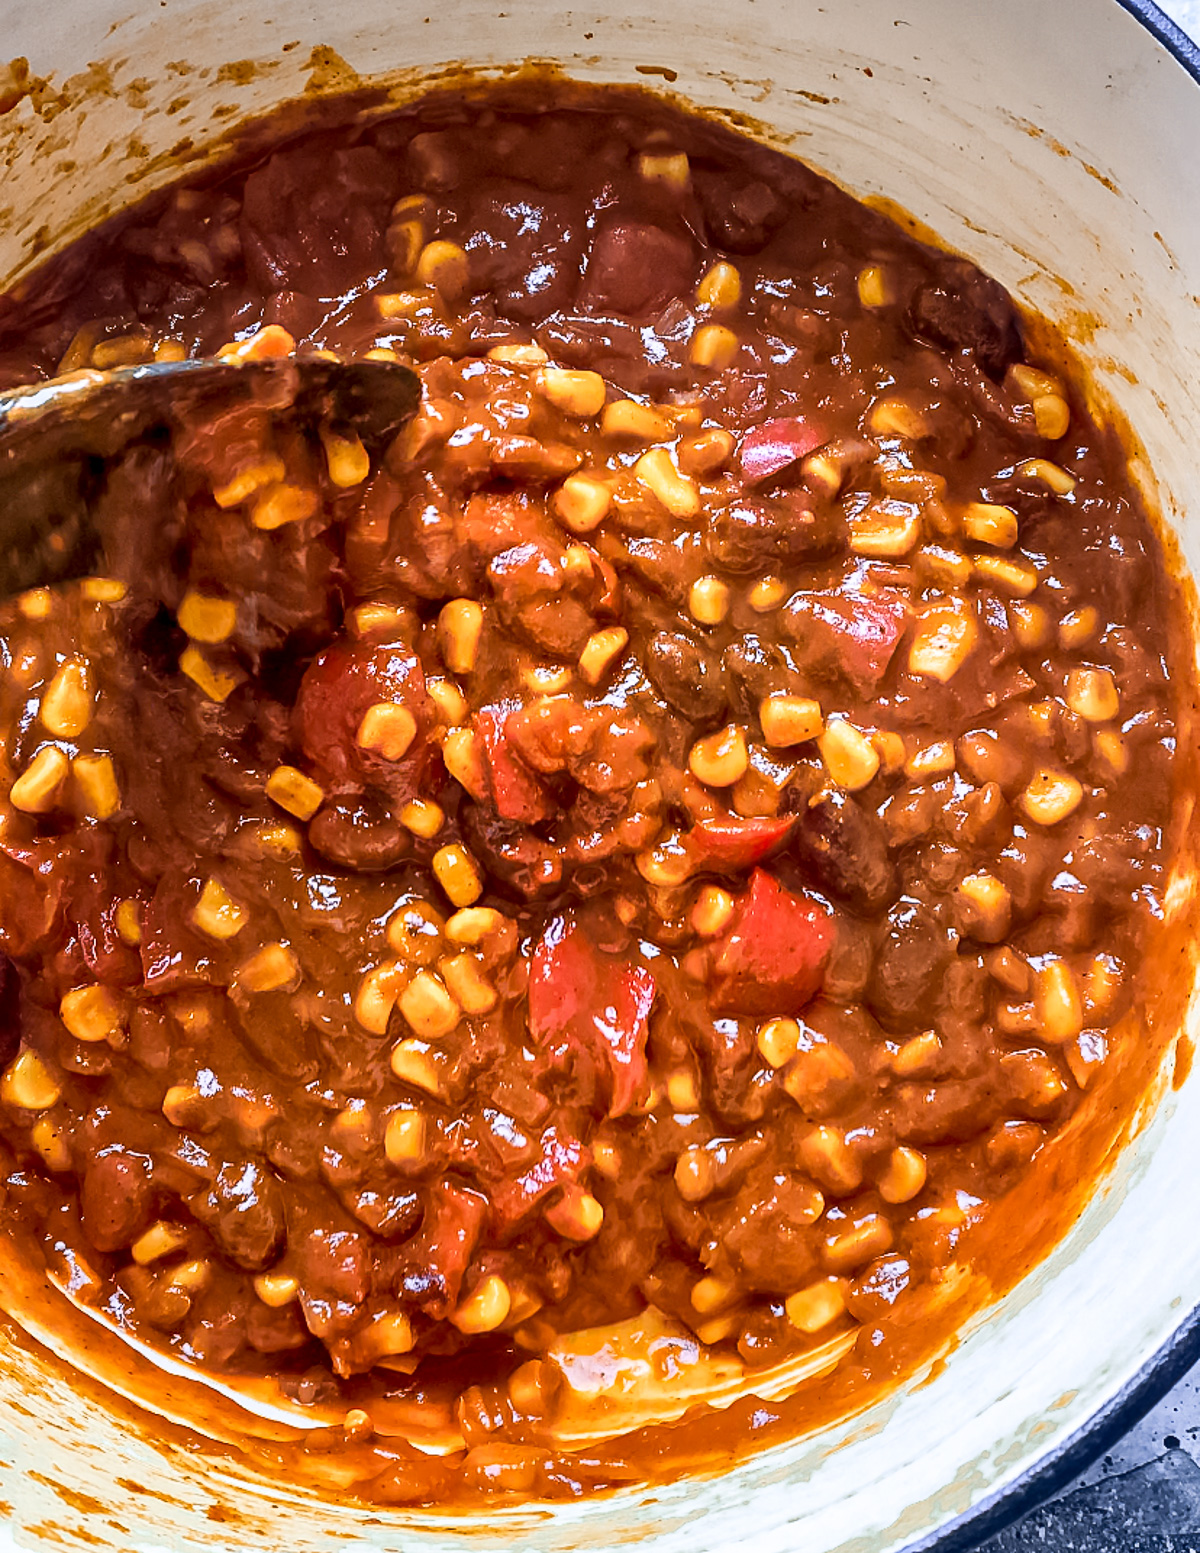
[0,354,421,598]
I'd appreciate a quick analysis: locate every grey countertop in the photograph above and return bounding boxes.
[976,3,1199,1549]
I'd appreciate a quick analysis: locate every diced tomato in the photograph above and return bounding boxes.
[487,1125,588,1232]
[0,848,63,958]
[399,1181,487,1315]
[528,915,655,1117]
[739,415,830,489]
[710,868,835,1016]
[785,586,909,695]
[475,702,553,824]
[687,814,796,873]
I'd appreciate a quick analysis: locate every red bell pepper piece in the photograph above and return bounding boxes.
[710,868,834,1016]
[528,915,655,1117]
[487,1125,589,1231]
[739,415,830,489]
[786,587,908,695]
[475,701,553,824]
[688,813,797,873]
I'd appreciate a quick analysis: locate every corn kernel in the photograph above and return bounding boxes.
[849,501,921,559]
[72,754,121,820]
[1033,394,1071,440]
[265,764,324,822]
[956,871,1011,941]
[1017,457,1076,495]
[438,599,483,676]
[18,587,54,624]
[962,501,1019,549]
[1009,363,1065,402]
[248,820,301,857]
[857,264,891,308]
[1,1051,61,1111]
[905,739,955,779]
[486,343,549,367]
[187,884,245,951]
[425,677,468,728]
[390,1037,445,1098]
[1058,607,1098,650]
[637,150,690,188]
[400,799,444,839]
[916,543,973,589]
[40,657,93,738]
[116,899,142,947]
[250,483,318,531]
[440,952,496,1015]
[441,727,487,799]
[131,1221,189,1266]
[689,725,749,788]
[878,1146,927,1204]
[823,1215,893,1274]
[1035,959,1084,1043]
[545,1185,605,1242]
[600,399,673,442]
[355,702,417,762]
[578,626,629,686]
[757,1017,801,1070]
[538,367,606,418]
[389,905,445,963]
[635,447,700,518]
[799,1125,862,1195]
[1009,599,1050,648]
[178,592,237,644]
[319,424,370,488]
[415,239,470,301]
[785,1277,846,1335]
[872,729,908,774]
[218,325,294,362]
[153,340,188,364]
[77,577,124,606]
[400,962,462,1037]
[892,1030,942,1076]
[212,457,286,510]
[523,663,574,695]
[254,1272,299,1308]
[689,324,739,370]
[908,602,979,682]
[439,910,502,951]
[869,396,930,439]
[760,693,823,749]
[31,1115,71,1173]
[179,645,240,703]
[691,885,734,939]
[234,942,299,995]
[10,745,69,814]
[973,554,1038,597]
[1065,666,1119,723]
[553,473,611,535]
[666,1069,699,1112]
[432,843,483,908]
[452,1274,512,1334]
[1095,729,1128,775]
[696,261,742,310]
[818,718,880,791]
[1020,768,1084,826]
[60,985,124,1045]
[688,575,730,625]
[355,960,407,1035]
[748,575,787,612]
[385,1108,426,1166]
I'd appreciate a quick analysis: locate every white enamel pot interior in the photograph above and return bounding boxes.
[1,1,1199,1548]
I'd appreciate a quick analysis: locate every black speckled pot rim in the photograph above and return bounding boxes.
[899,9,1200,1542]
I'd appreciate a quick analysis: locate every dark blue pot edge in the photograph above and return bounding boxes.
[1114,0,1200,82]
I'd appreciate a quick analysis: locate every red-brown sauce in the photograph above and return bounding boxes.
[0,80,1193,1505]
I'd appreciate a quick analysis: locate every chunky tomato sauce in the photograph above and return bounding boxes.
[0,80,1191,1504]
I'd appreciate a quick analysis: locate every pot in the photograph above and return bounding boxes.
[0,1,1198,1548]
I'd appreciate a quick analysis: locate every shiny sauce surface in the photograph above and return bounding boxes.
[0,81,1192,1503]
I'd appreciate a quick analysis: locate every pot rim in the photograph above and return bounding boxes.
[897,2,1200,1546]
